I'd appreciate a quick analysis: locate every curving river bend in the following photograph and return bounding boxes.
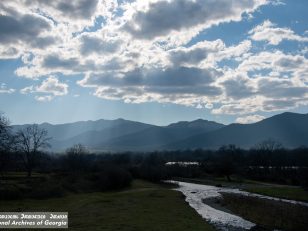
[171,181,308,231]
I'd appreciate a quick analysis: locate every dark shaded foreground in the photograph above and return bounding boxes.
[219,193,308,231]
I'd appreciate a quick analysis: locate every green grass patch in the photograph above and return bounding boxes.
[244,187,308,203]
[0,180,215,231]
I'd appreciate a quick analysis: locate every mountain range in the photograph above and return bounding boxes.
[12,112,308,151]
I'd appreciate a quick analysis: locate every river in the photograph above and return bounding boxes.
[170,181,308,230]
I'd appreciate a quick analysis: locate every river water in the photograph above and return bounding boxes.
[171,181,308,231]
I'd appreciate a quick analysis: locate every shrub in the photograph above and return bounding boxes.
[29,183,66,199]
[0,186,22,200]
[100,166,132,191]
[134,165,169,183]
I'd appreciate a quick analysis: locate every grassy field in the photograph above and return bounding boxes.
[0,180,216,231]
[244,187,308,203]
[221,193,308,230]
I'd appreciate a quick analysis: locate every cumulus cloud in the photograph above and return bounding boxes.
[196,104,203,109]
[236,114,266,124]
[0,47,20,59]
[79,34,123,56]
[122,0,267,43]
[1,0,100,25]
[168,39,251,68]
[78,66,223,105]
[36,76,68,96]
[124,98,131,103]
[2,0,308,117]
[0,13,53,46]
[249,20,308,45]
[35,95,53,101]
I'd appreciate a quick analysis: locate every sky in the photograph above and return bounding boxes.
[1,0,308,126]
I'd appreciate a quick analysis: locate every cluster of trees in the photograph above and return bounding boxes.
[2,111,308,186]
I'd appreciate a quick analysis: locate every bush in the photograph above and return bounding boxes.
[0,186,22,200]
[131,165,169,183]
[101,166,132,191]
[29,183,66,199]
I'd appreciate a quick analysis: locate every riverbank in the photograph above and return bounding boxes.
[172,179,308,230]
[0,179,216,231]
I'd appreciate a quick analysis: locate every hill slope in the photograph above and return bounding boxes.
[97,119,225,151]
[53,121,155,150]
[13,118,130,141]
[161,112,308,150]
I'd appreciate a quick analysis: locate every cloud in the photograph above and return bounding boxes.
[0,46,20,59]
[235,114,266,123]
[36,76,68,96]
[78,66,223,105]
[0,89,15,94]
[168,39,251,68]
[1,0,100,25]
[20,86,35,94]
[237,51,308,76]
[271,0,285,5]
[249,20,308,45]
[196,104,203,109]
[3,0,308,117]
[0,83,15,93]
[219,74,256,101]
[124,98,131,103]
[73,95,79,97]
[0,13,54,47]
[35,95,53,101]
[79,34,123,57]
[122,0,267,42]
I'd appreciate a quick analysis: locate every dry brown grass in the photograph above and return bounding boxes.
[221,193,308,231]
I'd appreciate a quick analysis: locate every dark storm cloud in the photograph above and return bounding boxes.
[0,14,53,46]
[122,0,260,40]
[79,35,123,56]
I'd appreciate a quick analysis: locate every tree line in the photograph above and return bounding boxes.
[1,111,308,186]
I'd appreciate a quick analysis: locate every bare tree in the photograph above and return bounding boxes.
[63,143,89,172]
[250,138,284,179]
[215,144,243,182]
[251,138,283,167]
[15,124,52,177]
[0,112,15,175]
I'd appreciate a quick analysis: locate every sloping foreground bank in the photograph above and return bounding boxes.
[0,180,216,231]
